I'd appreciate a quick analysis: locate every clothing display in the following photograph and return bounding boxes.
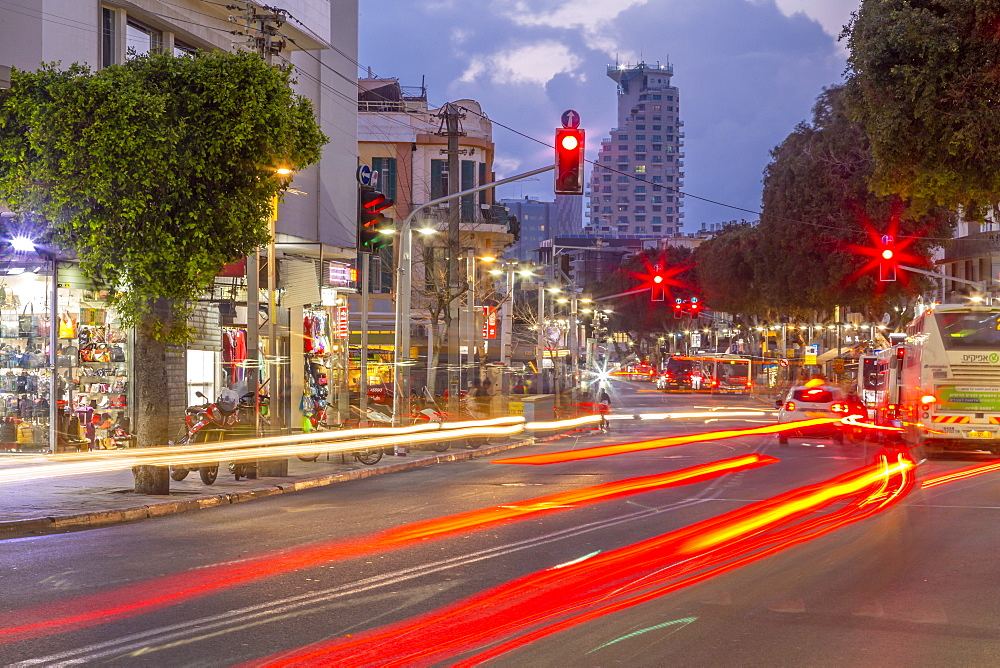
[300,309,331,425]
[222,328,248,386]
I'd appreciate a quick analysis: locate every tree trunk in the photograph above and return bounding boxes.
[132,297,174,495]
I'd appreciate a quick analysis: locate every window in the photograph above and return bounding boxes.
[665,227,673,234]
[635,226,646,233]
[635,185,646,193]
[653,116,662,121]
[617,176,629,183]
[667,95,674,101]
[602,207,611,213]
[652,94,661,100]
[652,176,663,183]
[617,155,629,162]
[603,195,611,202]
[666,207,674,213]
[652,156,662,163]
[635,145,646,152]
[618,226,629,232]
[635,134,645,140]
[371,157,397,202]
[602,186,611,193]
[635,206,646,213]
[652,196,662,203]
[617,217,628,224]
[665,156,673,162]
[637,104,645,110]
[618,185,628,191]
[173,40,198,57]
[479,162,488,205]
[635,216,646,222]
[617,205,628,212]
[652,226,662,233]
[635,154,646,162]
[652,145,662,152]
[667,135,675,142]
[603,155,611,162]
[653,216,662,224]
[431,160,448,199]
[653,125,661,131]
[616,134,628,140]
[653,206,661,212]
[126,18,161,58]
[666,126,674,132]
[635,125,645,130]
[665,195,674,202]
[618,145,628,151]
[102,7,117,67]
[652,105,661,111]
[634,165,646,174]
[635,195,646,202]
[666,176,674,182]
[603,175,612,182]
[652,135,662,142]
[666,146,676,153]
[666,216,674,223]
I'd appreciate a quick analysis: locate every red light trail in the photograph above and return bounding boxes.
[0,455,772,644]
[250,454,915,667]
[921,458,1000,489]
[495,418,839,465]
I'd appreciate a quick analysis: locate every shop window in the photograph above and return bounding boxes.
[101,7,118,68]
[187,350,219,408]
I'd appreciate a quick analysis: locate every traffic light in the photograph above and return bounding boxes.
[878,248,897,282]
[554,127,585,195]
[673,299,683,319]
[651,265,666,302]
[358,186,394,253]
[689,297,703,317]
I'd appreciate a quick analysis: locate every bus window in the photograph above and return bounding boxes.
[935,312,1000,348]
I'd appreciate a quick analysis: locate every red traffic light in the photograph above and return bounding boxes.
[554,127,585,195]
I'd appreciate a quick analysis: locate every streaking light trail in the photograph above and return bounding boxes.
[249,454,915,667]
[0,455,773,643]
[921,458,1000,489]
[495,418,840,465]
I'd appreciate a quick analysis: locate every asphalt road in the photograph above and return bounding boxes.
[3,380,1000,666]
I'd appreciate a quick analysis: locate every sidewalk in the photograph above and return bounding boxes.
[0,436,536,538]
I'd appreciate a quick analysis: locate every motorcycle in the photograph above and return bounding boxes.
[169,389,260,484]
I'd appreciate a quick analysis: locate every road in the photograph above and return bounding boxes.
[3,380,1000,666]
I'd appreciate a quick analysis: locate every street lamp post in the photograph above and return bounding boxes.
[392,165,554,426]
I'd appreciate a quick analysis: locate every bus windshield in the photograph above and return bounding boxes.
[936,312,1000,349]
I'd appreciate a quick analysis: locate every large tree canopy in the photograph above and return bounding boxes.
[0,50,327,340]
[844,0,1000,216]
[754,85,953,316]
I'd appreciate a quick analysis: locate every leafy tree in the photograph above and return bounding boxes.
[695,222,764,316]
[0,51,326,493]
[755,85,953,317]
[844,0,1000,216]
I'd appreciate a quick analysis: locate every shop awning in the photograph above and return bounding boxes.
[817,346,860,363]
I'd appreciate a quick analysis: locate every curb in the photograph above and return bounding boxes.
[0,436,541,538]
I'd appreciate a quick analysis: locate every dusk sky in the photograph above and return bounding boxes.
[359,0,859,232]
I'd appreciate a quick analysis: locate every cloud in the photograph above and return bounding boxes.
[451,27,472,45]
[458,41,583,86]
[498,0,648,57]
[762,0,859,39]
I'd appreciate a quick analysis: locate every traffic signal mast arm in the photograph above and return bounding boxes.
[898,264,986,293]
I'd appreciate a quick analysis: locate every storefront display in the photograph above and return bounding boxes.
[300,308,330,426]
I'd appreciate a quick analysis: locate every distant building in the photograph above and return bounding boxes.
[499,197,555,262]
[587,61,685,239]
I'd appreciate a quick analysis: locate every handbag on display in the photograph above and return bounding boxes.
[16,421,33,444]
[78,327,91,346]
[110,344,125,363]
[18,304,36,337]
[93,344,110,363]
[58,312,77,339]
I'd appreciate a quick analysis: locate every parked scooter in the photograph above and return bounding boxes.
[169,389,260,484]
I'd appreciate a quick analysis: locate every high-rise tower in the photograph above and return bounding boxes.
[587,61,684,238]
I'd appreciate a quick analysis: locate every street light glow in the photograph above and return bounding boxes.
[10,237,35,252]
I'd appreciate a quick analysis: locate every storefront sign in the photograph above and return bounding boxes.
[329,262,357,288]
[482,306,497,340]
[337,305,348,339]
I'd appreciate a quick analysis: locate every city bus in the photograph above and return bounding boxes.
[899,304,1000,454]
[656,355,751,394]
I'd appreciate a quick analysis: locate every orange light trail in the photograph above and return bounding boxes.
[250,454,915,667]
[921,458,1000,489]
[0,455,772,644]
[495,418,839,465]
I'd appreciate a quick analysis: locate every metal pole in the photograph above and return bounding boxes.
[268,194,278,434]
[49,259,58,451]
[360,253,370,427]
[536,285,545,394]
[391,164,554,425]
[466,248,477,394]
[500,266,513,367]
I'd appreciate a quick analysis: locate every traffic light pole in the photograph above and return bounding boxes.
[392,164,555,426]
[898,265,986,296]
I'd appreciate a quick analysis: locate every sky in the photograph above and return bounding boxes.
[359,0,860,232]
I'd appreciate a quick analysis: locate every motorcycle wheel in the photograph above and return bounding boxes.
[430,442,450,452]
[355,448,383,465]
[199,465,218,485]
[297,453,320,462]
[170,468,189,481]
[465,438,482,449]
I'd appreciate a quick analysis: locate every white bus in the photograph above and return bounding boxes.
[899,304,1000,454]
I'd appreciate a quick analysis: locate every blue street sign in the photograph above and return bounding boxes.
[561,109,581,129]
[356,164,373,186]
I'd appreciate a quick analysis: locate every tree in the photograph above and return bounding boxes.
[844,0,1000,216]
[755,86,953,317]
[695,222,764,316]
[0,51,326,493]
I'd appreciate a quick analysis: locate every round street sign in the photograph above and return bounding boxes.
[561,109,581,129]
[356,164,373,186]
[779,358,789,368]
